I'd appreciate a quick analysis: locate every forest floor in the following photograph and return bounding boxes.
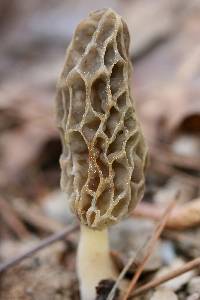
[0,1,200,299]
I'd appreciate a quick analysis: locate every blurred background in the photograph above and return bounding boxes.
[0,0,200,298]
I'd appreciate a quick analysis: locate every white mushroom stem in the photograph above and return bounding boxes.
[77,224,117,300]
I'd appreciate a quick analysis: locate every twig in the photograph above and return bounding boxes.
[0,224,79,273]
[133,202,168,223]
[131,256,200,298]
[151,159,200,187]
[150,143,200,172]
[122,195,177,300]
[12,198,63,233]
[133,197,200,230]
[0,196,30,239]
[163,230,200,247]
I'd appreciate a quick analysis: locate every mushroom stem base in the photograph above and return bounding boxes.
[77,224,116,300]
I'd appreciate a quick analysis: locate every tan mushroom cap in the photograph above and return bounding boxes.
[56,8,148,229]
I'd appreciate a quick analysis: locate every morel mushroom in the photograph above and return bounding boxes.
[56,8,148,300]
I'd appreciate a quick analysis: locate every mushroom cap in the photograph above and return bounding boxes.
[56,8,148,229]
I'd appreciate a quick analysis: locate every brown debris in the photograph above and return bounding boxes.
[0,197,29,239]
[133,198,200,230]
[96,279,119,300]
[11,198,63,233]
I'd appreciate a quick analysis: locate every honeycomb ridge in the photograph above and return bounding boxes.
[56,8,148,229]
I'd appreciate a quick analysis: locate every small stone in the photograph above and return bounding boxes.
[150,288,178,300]
[187,293,200,300]
[188,277,200,295]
